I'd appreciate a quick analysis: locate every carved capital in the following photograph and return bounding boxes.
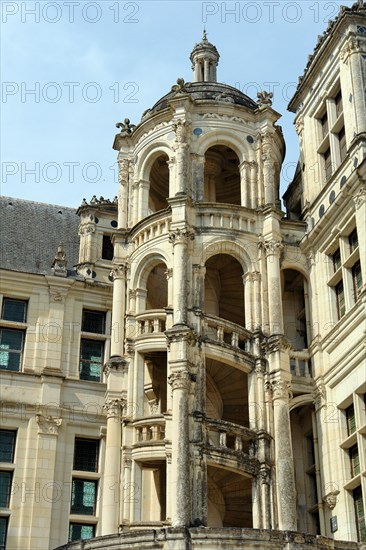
[263,335,291,355]
[258,236,283,258]
[168,370,193,391]
[103,398,126,418]
[270,380,292,401]
[36,414,62,435]
[48,287,67,303]
[169,228,195,245]
[340,34,360,61]
[110,263,128,280]
[78,222,95,236]
[172,119,190,144]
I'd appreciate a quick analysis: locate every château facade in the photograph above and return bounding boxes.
[0,3,365,549]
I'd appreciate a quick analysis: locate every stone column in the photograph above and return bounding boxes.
[204,58,210,81]
[261,131,276,205]
[271,379,296,531]
[260,239,283,334]
[118,158,129,228]
[169,229,194,325]
[243,272,254,331]
[239,161,251,208]
[137,179,150,219]
[173,120,190,195]
[192,154,205,202]
[250,161,258,209]
[193,264,206,310]
[101,397,124,535]
[110,264,128,357]
[252,271,262,329]
[341,37,366,135]
[168,370,192,526]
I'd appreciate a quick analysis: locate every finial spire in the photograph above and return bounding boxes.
[190,32,220,83]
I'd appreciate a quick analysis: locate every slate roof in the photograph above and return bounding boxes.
[0,196,80,276]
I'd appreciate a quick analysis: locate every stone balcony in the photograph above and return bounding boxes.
[195,203,257,234]
[129,209,171,252]
[131,415,167,461]
[289,350,314,393]
[205,417,259,476]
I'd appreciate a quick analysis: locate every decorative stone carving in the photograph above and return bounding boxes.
[78,222,95,236]
[48,288,65,303]
[103,356,128,377]
[173,119,190,144]
[103,398,126,418]
[353,185,366,209]
[165,327,196,347]
[148,399,159,414]
[258,467,270,484]
[257,90,273,108]
[123,458,132,469]
[340,35,360,61]
[51,242,67,277]
[118,158,129,186]
[116,118,136,136]
[168,228,195,245]
[263,335,291,354]
[170,78,191,96]
[313,381,326,410]
[36,414,62,435]
[165,268,173,279]
[215,91,235,103]
[168,370,193,391]
[323,490,340,510]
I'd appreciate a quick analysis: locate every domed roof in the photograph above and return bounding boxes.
[147,81,258,115]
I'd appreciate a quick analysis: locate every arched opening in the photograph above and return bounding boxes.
[282,269,308,350]
[204,254,244,326]
[146,263,168,310]
[207,466,252,528]
[204,145,241,204]
[149,153,169,213]
[290,403,320,535]
[206,359,249,428]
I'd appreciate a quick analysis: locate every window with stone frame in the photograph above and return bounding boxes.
[327,223,363,322]
[0,517,8,550]
[346,404,356,436]
[353,486,366,542]
[69,523,95,543]
[79,310,106,382]
[349,444,360,477]
[0,430,16,463]
[69,438,99,542]
[317,84,347,182]
[0,298,28,372]
[101,234,114,261]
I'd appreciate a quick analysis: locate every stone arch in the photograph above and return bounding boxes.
[132,252,169,290]
[138,143,172,182]
[196,130,251,163]
[204,253,245,326]
[136,145,172,216]
[202,240,253,274]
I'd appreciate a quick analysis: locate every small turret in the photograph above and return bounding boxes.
[190,30,220,82]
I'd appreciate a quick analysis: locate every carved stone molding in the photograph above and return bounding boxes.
[36,414,62,435]
[165,327,196,347]
[103,398,126,419]
[168,228,195,245]
[254,361,267,376]
[48,288,67,303]
[110,263,129,281]
[123,458,132,469]
[103,356,128,377]
[168,370,193,391]
[263,335,291,355]
[258,467,271,485]
[340,34,360,61]
[353,185,366,209]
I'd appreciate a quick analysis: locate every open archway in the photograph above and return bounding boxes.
[149,153,169,213]
[204,145,241,205]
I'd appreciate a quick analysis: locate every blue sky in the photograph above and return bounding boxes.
[1,0,356,207]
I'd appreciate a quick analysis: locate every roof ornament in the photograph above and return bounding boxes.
[51,242,67,277]
[257,90,273,109]
[171,78,191,96]
[116,118,136,136]
[202,28,208,42]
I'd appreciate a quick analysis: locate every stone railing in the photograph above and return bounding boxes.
[203,314,252,353]
[134,416,165,443]
[136,310,166,336]
[130,210,171,249]
[195,203,256,233]
[206,417,256,453]
[289,350,312,378]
